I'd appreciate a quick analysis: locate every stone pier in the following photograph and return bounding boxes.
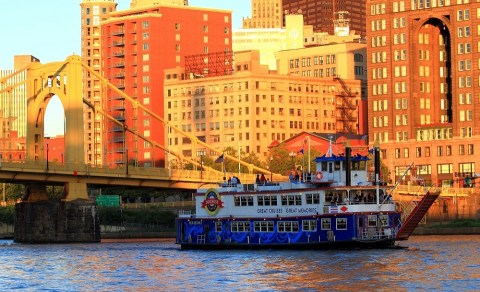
[14,200,100,243]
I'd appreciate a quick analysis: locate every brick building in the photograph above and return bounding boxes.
[367,0,480,187]
[163,50,361,164]
[282,0,366,37]
[101,4,232,167]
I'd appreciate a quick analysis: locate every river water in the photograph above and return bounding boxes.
[0,235,478,291]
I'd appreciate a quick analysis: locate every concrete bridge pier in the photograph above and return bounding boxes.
[14,182,100,243]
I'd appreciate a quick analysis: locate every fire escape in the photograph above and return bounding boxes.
[333,75,358,134]
[110,24,127,165]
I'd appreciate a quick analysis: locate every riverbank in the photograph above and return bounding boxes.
[413,226,480,236]
[2,227,479,240]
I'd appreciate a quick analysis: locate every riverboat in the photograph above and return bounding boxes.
[176,147,438,249]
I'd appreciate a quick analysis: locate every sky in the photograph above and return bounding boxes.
[0,0,251,136]
[0,0,251,69]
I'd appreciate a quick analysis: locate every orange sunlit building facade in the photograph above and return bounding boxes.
[164,50,361,164]
[367,0,480,187]
[80,0,117,166]
[101,4,232,167]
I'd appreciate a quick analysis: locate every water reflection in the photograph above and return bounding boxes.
[0,235,478,291]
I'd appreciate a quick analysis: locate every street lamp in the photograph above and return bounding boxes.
[270,156,273,182]
[289,151,297,170]
[125,147,129,176]
[45,137,50,171]
[200,152,204,179]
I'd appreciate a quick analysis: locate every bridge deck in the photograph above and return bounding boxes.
[0,161,259,190]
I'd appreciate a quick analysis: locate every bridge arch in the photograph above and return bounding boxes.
[26,55,85,166]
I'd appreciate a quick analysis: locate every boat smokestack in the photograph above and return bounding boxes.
[345,146,351,186]
[374,147,380,185]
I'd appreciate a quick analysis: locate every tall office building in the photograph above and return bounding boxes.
[0,55,39,138]
[101,4,232,167]
[80,0,117,166]
[367,1,480,187]
[243,0,283,28]
[282,0,366,37]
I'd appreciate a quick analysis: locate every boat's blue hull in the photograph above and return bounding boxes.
[176,213,401,249]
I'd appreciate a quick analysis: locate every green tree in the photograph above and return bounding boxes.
[268,145,322,176]
[0,206,15,225]
[0,183,25,202]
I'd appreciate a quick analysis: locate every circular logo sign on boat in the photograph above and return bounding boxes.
[201,188,224,216]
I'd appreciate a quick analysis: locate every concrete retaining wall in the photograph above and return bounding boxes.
[14,200,100,243]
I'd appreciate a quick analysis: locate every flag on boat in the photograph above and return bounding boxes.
[298,149,304,154]
[215,154,224,163]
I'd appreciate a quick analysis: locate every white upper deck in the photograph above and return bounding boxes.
[179,150,396,219]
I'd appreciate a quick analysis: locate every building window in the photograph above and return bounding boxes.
[446,145,452,156]
[437,164,453,174]
[468,144,474,155]
[416,147,422,158]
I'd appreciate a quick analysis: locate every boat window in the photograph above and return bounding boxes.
[336,218,347,230]
[215,221,222,232]
[277,221,299,233]
[321,218,331,230]
[231,221,251,232]
[379,215,389,227]
[326,192,344,204]
[253,221,274,232]
[325,191,334,204]
[321,162,328,171]
[257,195,278,206]
[358,216,364,228]
[352,191,362,203]
[281,194,302,206]
[234,195,254,206]
[334,161,341,171]
[365,191,376,204]
[368,215,377,227]
[352,160,366,171]
[302,220,317,231]
[306,193,320,204]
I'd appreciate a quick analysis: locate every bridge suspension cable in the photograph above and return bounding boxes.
[81,62,274,175]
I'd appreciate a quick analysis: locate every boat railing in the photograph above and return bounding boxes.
[358,227,397,240]
[178,210,194,218]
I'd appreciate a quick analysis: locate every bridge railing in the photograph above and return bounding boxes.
[0,160,260,184]
[393,185,474,197]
